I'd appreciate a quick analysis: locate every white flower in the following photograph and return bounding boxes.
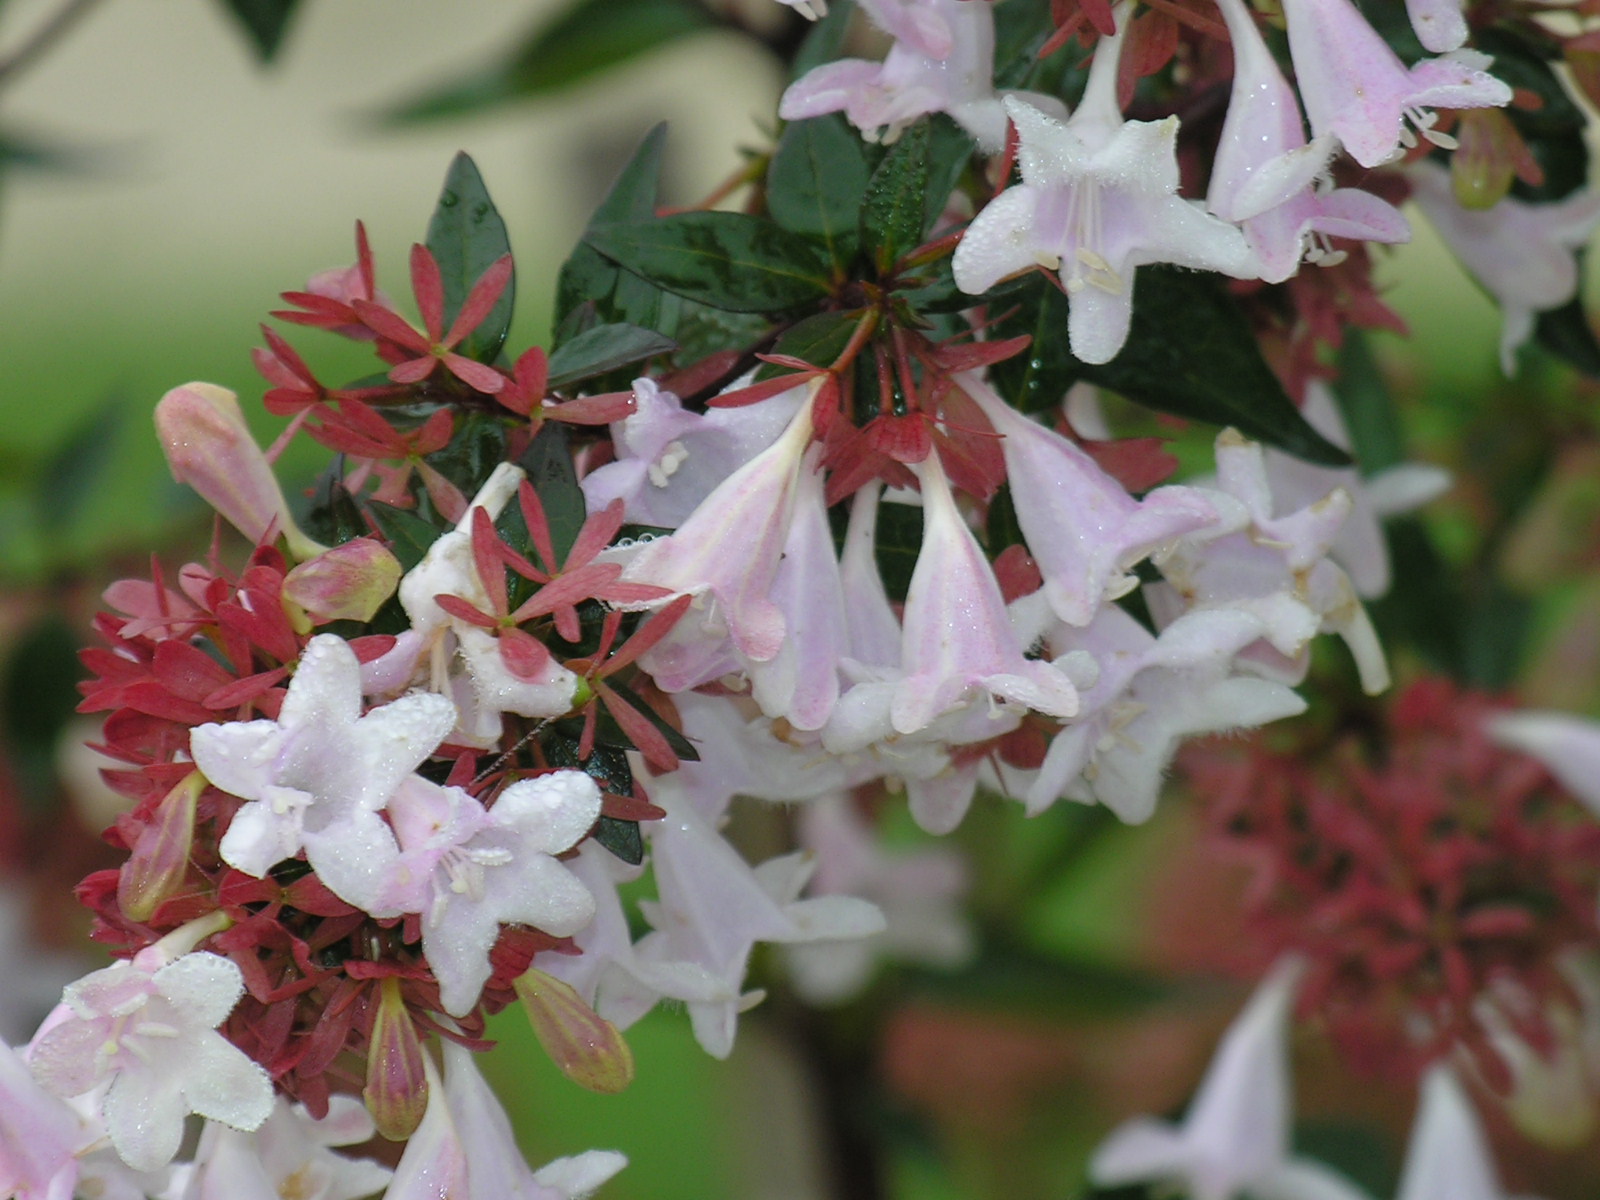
[190,633,457,911]
[1485,709,1600,816]
[1395,1066,1537,1200]
[372,773,600,1017]
[28,950,273,1173]
[952,14,1254,364]
[1091,958,1370,1200]
[1407,162,1600,374]
[168,1096,392,1200]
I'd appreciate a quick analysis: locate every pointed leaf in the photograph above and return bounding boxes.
[767,115,868,270]
[861,120,930,275]
[753,309,862,381]
[366,501,447,572]
[381,0,714,123]
[556,124,670,337]
[988,271,1350,466]
[593,816,645,866]
[517,422,587,565]
[547,323,678,389]
[425,153,515,364]
[587,212,834,313]
[217,0,300,62]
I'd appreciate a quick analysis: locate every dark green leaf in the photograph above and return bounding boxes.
[1368,518,1465,673]
[217,0,300,62]
[587,212,833,313]
[989,272,1350,465]
[518,422,587,564]
[34,393,122,536]
[382,0,714,123]
[1332,332,1404,472]
[665,300,771,363]
[923,114,976,233]
[767,115,868,270]
[1534,292,1600,378]
[790,0,854,79]
[1294,1124,1394,1199]
[422,409,512,504]
[861,121,930,275]
[600,681,699,761]
[594,817,645,865]
[367,501,445,572]
[556,125,671,337]
[1,616,81,813]
[875,497,924,602]
[985,483,1025,554]
[754,309,863,380]
[547,323,678,389]
[425,152,515,364]
[299,461,369,547]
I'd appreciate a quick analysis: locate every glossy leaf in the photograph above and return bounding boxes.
[594,816,645,866]
[547,322,678,389]
[382,0,714,123]
[754,309,863,380]
[989,272,1350,466]
[556,124,670,338]
[425,153,515,364]
[923,114,977,233]
[861,121,930,276]
[767,115,868,270]
[217,0,300,62]
[587,212,834,313]
[366,501,446,572]
[518,421,587,564]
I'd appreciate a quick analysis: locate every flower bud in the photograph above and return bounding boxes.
[1451,110,1522,211]
[118,770,204,923]
[514,967,635,1094]
[364,977,430,1140]
[284,538,403,626]
[155,382,325,561]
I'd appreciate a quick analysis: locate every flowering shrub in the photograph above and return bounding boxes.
[7,0,1600,1197]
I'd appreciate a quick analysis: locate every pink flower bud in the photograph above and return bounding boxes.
[514,967,635,1094]
[364,977,429,1141]
[284,538,403,625]
[155,382,324,561]
[118,770,204,922]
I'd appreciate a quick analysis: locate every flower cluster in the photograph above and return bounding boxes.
[9,0,1599,1193]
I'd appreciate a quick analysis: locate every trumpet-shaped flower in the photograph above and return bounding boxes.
[28,950,273,1174]
[1407,162,1600,374]
[579,377,806,528]
[170,1097,393,1200]
[1207,0,1409,282]
[1280,0,1511,167]
[892,454,1080,735]
[1020,602,1307,823]
[624,400,817,690]
[1091,959,1369,1200]
[371,773,601,1017]
[0,1035,88,1200]
[189,633,456,910]
[1486,709,1600,817]
[1395,1066,1532,1200]
[386,1042,625,1200]
[953,15,1254,364]
[779,0,1008,150]
[964,374,1219,625]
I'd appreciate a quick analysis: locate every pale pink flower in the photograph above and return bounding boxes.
[953,13,1254,363]
[28,950,272,1173]
[1396,1066,1534,1200]
[371,773,600,1017]
[1280,0,1510,167]
[1092,959,1369,1200]
[170,1096,392,1200]
[1407,162,1600,374]
[1486,709,1600,817]
[1207,0,1409,282]
[779,0,1008,150]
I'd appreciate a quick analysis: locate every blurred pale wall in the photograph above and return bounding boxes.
[0,0,782,576]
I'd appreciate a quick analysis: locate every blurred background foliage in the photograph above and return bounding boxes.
[1,1,1599,1198]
